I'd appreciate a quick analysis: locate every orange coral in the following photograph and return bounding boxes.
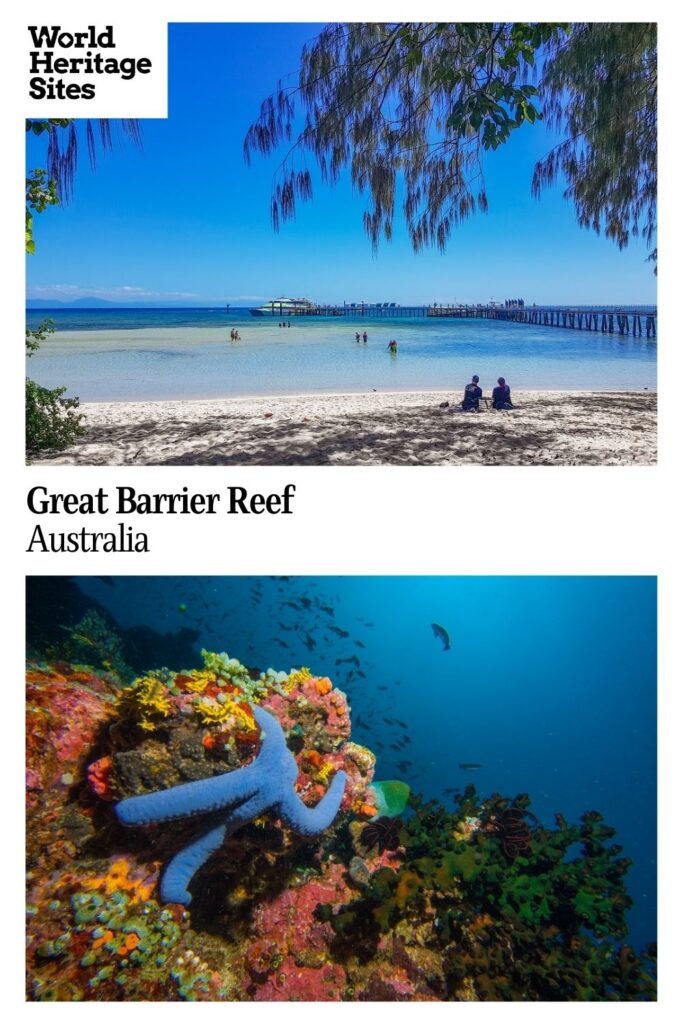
[118,933,140,955]
[315,677,332,696]
[303,749,325,770]
[92,929,114,950]
[82,859,157,904]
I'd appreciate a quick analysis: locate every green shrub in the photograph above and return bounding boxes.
[26,320,85,457]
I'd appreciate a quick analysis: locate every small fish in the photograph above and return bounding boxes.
[353,640,366,649]
[329,626,350,638]
[70,632,94,646]
[458,763,484,771]
[301,632,316,652]
[431,622,451,651]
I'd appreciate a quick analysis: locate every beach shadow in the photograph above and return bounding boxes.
[35,393,657,467]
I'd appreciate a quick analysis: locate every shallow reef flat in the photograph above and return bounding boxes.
[30,390,657,466]
[26,654,656,1001]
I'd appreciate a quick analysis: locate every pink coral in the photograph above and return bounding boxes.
[253,956,347,1001]
[26,667,115,813]
[252,863,350,961]
[244,863,354,999]
[86,756,115,800]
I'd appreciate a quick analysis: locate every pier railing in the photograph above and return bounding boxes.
[467,305,657,338]
[261,303,656,337]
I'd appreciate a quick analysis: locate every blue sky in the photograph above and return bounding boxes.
[26,23,657,306]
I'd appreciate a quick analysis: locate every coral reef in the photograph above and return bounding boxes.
[25,576,201,677]
[26,653,373,1000]
[116,704,347,906]
[26,654,656,1002]
[316,788,657,1000]
[62,610,134,683]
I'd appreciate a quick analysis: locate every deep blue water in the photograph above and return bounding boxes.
[26,307,657,398]
[26,307,246,331]
[72,574,657,951]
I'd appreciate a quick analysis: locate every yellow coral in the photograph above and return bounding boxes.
[314,762,336,785]
[284,666,312,692]
[196,700,231,725]
[185,670,216,694]
[115,676,171,731]
[196,698,256,731]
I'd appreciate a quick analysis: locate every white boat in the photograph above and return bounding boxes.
[249,296,317,317]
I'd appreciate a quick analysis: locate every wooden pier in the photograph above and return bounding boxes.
[311,303,428,318]
[259,302,656,337]
[464,305,657,339]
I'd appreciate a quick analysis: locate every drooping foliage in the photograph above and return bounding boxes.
[26,118,143,203]
[25,118,142,254]
[245,23,561,252]
[532,23,657,265]
[245,23,656,265]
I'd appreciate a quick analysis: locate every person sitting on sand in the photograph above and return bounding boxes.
[461,374,482,411]
[387,339,398,354]
[492,377,513,410]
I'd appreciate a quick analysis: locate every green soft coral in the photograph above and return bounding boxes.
[316,787,655,999]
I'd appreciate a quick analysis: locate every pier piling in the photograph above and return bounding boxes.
[256,302,656,337]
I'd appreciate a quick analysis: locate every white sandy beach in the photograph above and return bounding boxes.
[30,390,657,466]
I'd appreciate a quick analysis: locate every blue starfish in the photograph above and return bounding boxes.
[115,703,347,906]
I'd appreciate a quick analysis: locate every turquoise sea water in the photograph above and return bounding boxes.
[26,308,657,401]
